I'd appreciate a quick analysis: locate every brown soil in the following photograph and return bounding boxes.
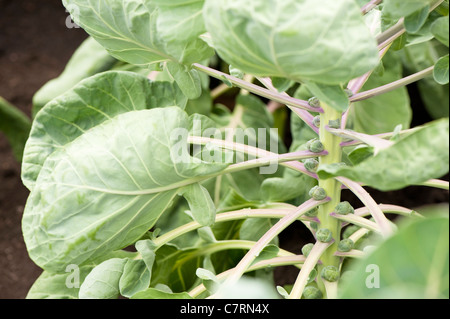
[0,0,88,299]
[0,0,448,299]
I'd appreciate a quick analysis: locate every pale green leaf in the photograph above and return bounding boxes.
[180,183,216,226]
[339,216,449,299]
[79,258,127,299]
[404,5,430,34]
[166,62,202,100]
[119,259,151,298]
[204,0,379,85]
[318,118,449,191]
[135,240,157,272]
[22,71,187,191]
[62,0,171,67]
[382,0,434,19]
[434,55,449,84]
[430,15,449,47]
[149,0,214,65]
[22,108,228,273]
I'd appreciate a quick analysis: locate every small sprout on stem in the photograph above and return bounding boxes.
[328,119,341,129]
[310,221,319,231]
[304,158,319,173]
[335,201,355,215]
[303,286,323,299]
[308,96,321,108]
[307,139,325,153]
[344,88,354,98]
[316,228,333,243]
[309,186,327,201]
[337,238,355,252]
[320,266,340,282]
[313,115,321,128]
[301,243,314,257]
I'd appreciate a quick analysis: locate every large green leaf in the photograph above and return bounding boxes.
[0,97,31,161]
[148,0,214,65]
[318,118,449,191]
[22,71,187,191]
[62,0,212,68]
[22,107,228,273]
[32,37,116,115]
[382,0,435,19]
[203,0,379,85]
[350,53,412,134]
[340,216,449,299]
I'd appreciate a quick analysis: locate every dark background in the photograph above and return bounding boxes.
[0,0,88,299]
[0,0,448,299]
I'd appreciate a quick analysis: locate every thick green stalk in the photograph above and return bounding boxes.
[316,103,343,296]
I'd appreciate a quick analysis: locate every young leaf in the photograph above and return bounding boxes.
[382,0,434,19]
[434,55,449,85]
[79,258,127,299]
[22,71,187,191]
[22,108,228,273]
[196,268,220,294]
[119,259,151,298]
[303,82,350,112]
[339,216,449,299]
[179,182,216,227]
[166,62,202,100]
[135,240,157,273]
[404,5,430,34]
[430,15,449,47]
[149,0,214,65]
[318,118,449,191]
[203,0,379,85]
[32,37,116,115]
[0,96,31,161]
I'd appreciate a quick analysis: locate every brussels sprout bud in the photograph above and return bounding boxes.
[304,158,319,173]
[301,243,314,257]
[308,97,321,108]
[313,116,321,128]
[316,228,333,243]
[335,201,355,215]
[345,88,354,98]
[303,286,323,299]
[307,139,325,153]
[304,206,319,217]
[309,186,327,201]
[310,221,319,231]
[338,238,354,252]
[320,265,340,282]
[328,119,341,129]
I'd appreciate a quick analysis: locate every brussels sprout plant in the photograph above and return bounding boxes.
[22,0,449,299]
